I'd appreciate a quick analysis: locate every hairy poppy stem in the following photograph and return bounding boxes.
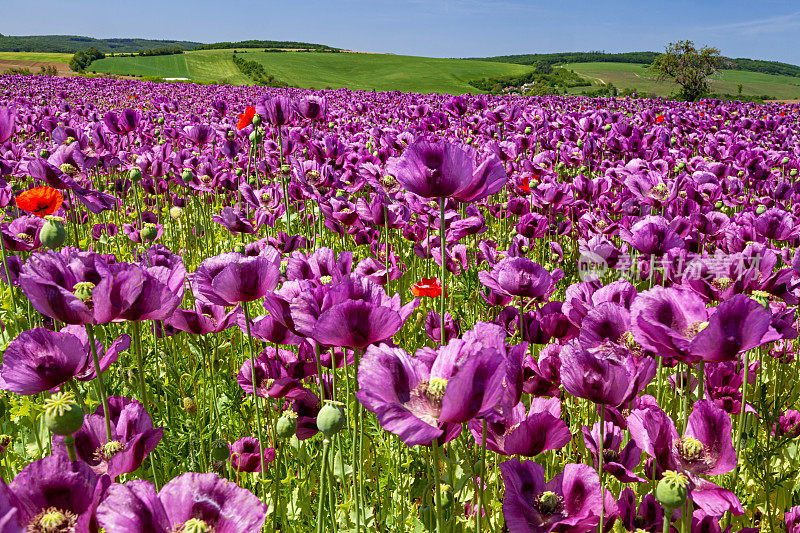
[243,303,268,502]
[86,323,112,442]
[598,407,605,533]
[432,437,444,533]
[477,419,487,533]
[439,197,446,345]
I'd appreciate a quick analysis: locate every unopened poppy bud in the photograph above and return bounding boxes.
[791,169,798,177]
[42,392,84,437]
[210,439,230,461]
[756,205,766,215]
[251,114,262,127]
[40,217,66,249]
[714,201,723,209]
[524,126,532,134]
[181,169,193,182]
[39,149,50,158]
[129,168,142,182]
[782,157,790,165]
[276,412,298,438]
[316,400,346,437]
[603,124,612,131]
[157,117,165,125]
[236,168,243,177]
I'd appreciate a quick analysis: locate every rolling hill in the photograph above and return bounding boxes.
[89,50,537,93]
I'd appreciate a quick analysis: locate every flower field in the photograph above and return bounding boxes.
[0,74,800,532]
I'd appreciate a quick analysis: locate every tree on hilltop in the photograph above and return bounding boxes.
[649,40,728,101]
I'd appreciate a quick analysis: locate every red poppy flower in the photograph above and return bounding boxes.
[520,175,531,194]
[237,106,257,130]
[411,277,443,298]
[16,186,63,217]
[655,115,665,123]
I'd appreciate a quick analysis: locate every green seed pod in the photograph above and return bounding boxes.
[316,401,346,437]
[656,471,689,510]
[181,169,193,182]
[210,439,230,461]
[251,114,262,127]
[714,201,723,209]
[524,126,532,134]
[782,157,790,165]
[39,149,50,159]
[140,223,158,242]
[42,392,84,437]
[129,168,142,182]
[40,217,66,250]
[756,205,766,215]
[791,169,798,177]
[276,413,298,438]
[157,117,165,125]
[603,124,612,131]
[236,168,243,177]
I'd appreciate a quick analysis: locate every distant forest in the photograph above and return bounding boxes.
[471,51,800,78]
[0,34,201,53]
[0,35,339,54]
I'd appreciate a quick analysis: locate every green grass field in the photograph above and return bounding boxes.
[561,62,800,99]
[0,52,73,62]
[91,50,534,93]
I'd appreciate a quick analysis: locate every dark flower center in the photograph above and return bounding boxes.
[29,507,77,533]
[532,490,565,517]
[602,449,620,464]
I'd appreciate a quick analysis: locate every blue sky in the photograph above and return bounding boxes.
[3,0,800,64]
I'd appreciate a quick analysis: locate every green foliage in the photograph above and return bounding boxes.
[649,40,727,101]
[468,67,588,95]
[138,45,184,57]
[194,40,339,51]
[0,34,201,53]
[231,53,288,87]
[69,46,105,72]
[1,67,32,75]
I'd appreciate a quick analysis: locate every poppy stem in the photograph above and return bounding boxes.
[477,419,487,533]
[734,350,751,465]
[132,321,150,411]
[598,407,605,533]
[243,302,268,502]
[85,323,112,442]
[64,435,77,462]
[432,437,444,533]
[0,231,20,333]
[439,197,446,346]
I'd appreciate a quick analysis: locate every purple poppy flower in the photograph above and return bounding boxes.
[1,216,44,252]
[291,276,417,350]
[582,420,646,483]
[500,459,605,532]
[52,396,163,479]
[257,96,294,126]
[213,206,255,235]
[628,400,743,517]
[236,346,314,400]
[95,473,266,533]
[296,95,327,121]
[356,322,515,446]
[0,108,15,144]
[0,479,22,533]
[615,487,664,531]
[479,257,563,301]
[631,286,710,362]
[93,261,184,323]
[561,341,656,407]
[468,397,570,457]
[5,454,108,533]
[229,437,276,473]
[621,215,685,255]
[424,310,461,343]
[285,247,353,283]
[19,248,111,325]
[183,124,215,147]
[194,252,280,306]
[103,108,140,134]
[689,294,781,363]
[167,301,240,336]
[0,326,127,395]
[787,506,800,533]
[522,343,562,397]
[388,139,474,199]
[578,302,631,349]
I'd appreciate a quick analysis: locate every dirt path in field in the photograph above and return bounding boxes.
[770,99,800,103]
[0,59,71,75]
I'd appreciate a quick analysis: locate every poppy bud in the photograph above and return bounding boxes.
[524,126,532,134]
[276,413,298,438]
[129,168,142,182]
[157,117,165,125]
[791,169,798,177]
[251,114,262,127]
[328,121,335,128]
[603,124,612,131]
[40,149,50,158]
[236,169,243,177]
[756,205,766,215]
[714,201,723,209]
[316,400,346,437]
[210,439,230,461]
[40,217,66,249]
[782,157,790,165]
[153,128,160,136]
[656,471,688,510]
[42,392,84,437]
